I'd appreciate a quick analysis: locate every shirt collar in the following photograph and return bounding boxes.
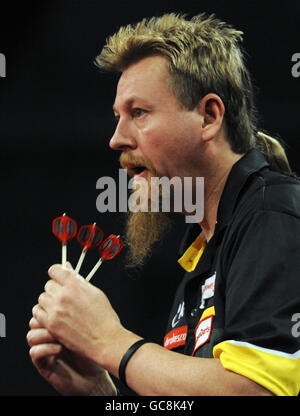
[215,148,269,230]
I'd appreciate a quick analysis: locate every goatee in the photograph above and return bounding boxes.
[124,209,172,268]
[119,152,172,268]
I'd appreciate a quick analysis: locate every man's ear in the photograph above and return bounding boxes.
[197,93,225,142]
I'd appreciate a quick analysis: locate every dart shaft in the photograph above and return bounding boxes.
[62,244,67,266]
[85,259,103,282]
[75,250,87,274]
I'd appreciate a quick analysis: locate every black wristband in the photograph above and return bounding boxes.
[118,339,148,388]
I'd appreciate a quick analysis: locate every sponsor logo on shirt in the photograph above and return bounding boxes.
[200,273,216,308]
[164,325,188,350]
[192,315,214,355]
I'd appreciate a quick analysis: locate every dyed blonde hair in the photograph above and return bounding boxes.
[96,13,292,175]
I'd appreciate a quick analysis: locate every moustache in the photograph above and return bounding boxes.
[119,153,157,177]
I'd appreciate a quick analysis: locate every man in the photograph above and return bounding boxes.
[27,13,300,396]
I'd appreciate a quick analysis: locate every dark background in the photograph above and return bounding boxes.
[0,0,299,396]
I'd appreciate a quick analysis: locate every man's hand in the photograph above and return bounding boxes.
[32,263,123,365]
[27,317,117,396]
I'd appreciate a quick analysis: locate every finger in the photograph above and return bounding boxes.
[65,261,85,281]
[48,264,72,286]
[27,328,56,347]
[48,263,85,285]
[44,279,61,296]
[30,343,62,361]
[38,292,52,310]
[29,344,62,377]
[74,272,85,282]
[29,316,42,329]
[32,304,48,328]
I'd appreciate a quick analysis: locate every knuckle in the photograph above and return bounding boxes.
[47,314,58,333]
[29,345,39,361]
[65,268,74,278]
[49,304,60,321]
[32,304,39,320]
[38,292,45,304]
[74,272,85,282]
[29,317,35,329]
[48,264,60,277]
[26,330,33,345]
[44,280,52,292]
[47,307,63,333]
[66,277,77,292]
[57,289,68,305]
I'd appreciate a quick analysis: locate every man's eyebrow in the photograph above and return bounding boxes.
[112,96,146,114]
[112,101,131,114]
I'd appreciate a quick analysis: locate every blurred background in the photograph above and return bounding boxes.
[0,0,299,396]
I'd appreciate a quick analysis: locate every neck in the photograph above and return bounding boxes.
[199,152,244,242]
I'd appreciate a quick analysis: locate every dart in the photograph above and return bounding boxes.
[85,234,124,282]
[75,223,104,274]
[52,213,77,266]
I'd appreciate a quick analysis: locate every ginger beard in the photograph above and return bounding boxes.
[120,153,172,268]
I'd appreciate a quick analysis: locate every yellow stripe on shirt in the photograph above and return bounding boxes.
[213,340,300,396]
[178,235,206,272]
[199,306,215,321]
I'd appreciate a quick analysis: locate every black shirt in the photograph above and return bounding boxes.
[164,149,300,396]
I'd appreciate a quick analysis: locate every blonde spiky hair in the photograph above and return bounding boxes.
[96,13,255,152]
[96,13,292,175]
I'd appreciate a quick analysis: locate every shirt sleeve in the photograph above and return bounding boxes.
[213,209,300,396]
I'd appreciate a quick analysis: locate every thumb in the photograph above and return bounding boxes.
[65,261,73,270]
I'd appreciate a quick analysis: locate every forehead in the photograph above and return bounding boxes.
[113,55,175,110]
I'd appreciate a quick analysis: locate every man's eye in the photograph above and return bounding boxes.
[132,108,145,118]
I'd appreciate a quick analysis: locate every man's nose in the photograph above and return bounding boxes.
[109,119,137,151]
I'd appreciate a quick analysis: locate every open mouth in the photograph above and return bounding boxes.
[132,166,146,174]
[126,164,147,177]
